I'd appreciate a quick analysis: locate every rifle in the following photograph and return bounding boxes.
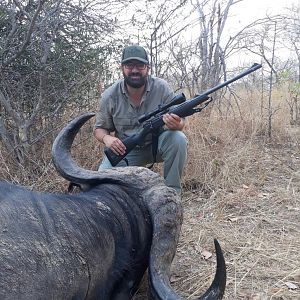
[105,63,262,167]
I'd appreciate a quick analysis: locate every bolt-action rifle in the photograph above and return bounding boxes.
[105,63,262,167]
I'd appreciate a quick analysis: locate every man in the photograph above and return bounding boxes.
[94,45,187,193]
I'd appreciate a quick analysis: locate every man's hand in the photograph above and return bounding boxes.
[163,113,185,131]
[103,135,126,156]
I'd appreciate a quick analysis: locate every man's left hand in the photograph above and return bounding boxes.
[163,113,185,131]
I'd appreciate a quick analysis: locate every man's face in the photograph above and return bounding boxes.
[122,60,149,89]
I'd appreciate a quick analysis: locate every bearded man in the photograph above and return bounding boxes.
[94,45,187,194]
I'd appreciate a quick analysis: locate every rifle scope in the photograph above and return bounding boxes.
[138,93,186,123]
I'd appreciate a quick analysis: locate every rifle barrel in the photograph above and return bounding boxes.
[199,63,262,98]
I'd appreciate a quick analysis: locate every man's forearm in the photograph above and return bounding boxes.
[94,128,110,144]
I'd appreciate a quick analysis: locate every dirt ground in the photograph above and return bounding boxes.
[173,143,299,299]
[135,127,300,300]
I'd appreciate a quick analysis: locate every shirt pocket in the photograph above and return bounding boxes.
[113,117,139,133]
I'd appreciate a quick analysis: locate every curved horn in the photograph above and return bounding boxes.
[52,112,141,186]
[52,112,101,184]
[148,238,226,300]
[198,239,226,300]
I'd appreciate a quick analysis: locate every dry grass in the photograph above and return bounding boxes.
[172,136,300,300]
[168,90,300,299]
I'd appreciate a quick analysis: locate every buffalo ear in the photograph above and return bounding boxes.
[66,182,81,194]
[66,182,91,193]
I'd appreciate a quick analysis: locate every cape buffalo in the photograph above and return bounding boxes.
[0,112,226,299]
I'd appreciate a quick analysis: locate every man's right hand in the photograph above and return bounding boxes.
[103,135,126,156]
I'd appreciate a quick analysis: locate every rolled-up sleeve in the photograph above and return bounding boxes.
[95,93,115,132]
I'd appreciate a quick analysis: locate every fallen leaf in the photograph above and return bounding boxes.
[201,249,212,260]
[285,282,298,290]
[258,193,270,198]
[228,217,239,222]
[286,206,300,211]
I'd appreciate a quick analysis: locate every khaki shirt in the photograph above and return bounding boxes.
[95,75,175,146]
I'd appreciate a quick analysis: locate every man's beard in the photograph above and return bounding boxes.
[124,72,147,88]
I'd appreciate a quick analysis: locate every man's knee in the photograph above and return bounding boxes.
[159,130,187,152]
[173,131,188,149]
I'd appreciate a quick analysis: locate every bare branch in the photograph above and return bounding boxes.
[1,0,46,68]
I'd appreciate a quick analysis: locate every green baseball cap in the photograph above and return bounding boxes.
[121,45,149,64]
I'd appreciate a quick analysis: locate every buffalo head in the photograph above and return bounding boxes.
[51,112,226,300]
